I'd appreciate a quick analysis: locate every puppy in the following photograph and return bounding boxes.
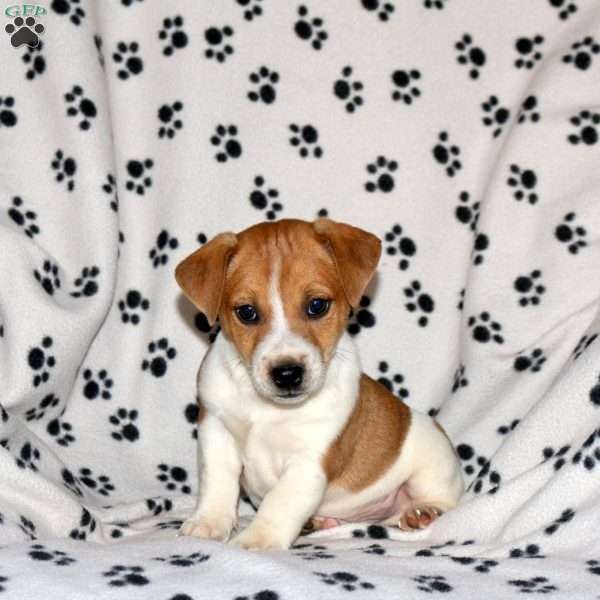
[175,218,463,550]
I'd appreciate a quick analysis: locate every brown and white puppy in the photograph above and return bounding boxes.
[175,218,463,550]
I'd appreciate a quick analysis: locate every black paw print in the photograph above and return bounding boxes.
[390,69,421,104]
[141,337,177,377]
[334,66,364,113]
[249,175,282,220]
[377,361,409,399]
[113,41,144,79]
[211,124,242,162]
[69,508,97,540]
[507,165,538,204]
[158,101,183,139]
[481,95,510,137]
[8,196,39,237]
[157,464,191,494]
[5,15,44,48]
[467,312,504,344]
[498,419,520,435]
[404,280,434,327]
[51,149,77,191]
[572,428,600,471]
[79,467,115,496]
[102,174,118,211]
[47,413,75,446]
[314,571,374,592]
[0,96,17,127]
[82,368,113,400]
[509,544,545,559]
[153,552,210,567]
[237,0,263,21]
[71,266,99,298]
[518,95,541,124]
[472,232,490,266]
[34,260,60,295]
[64,85,96,131]
[457,288,465,310]
[125,158,153,195]
[573,333,598,360]
[15,441,41,471]
[149,230,179,267]
[514,35,544,69]
[413,575,452,593]
[295,5,328,51]
[423,0,448,8]
[432,131,462,177]
[365,156,397,193]
[25,393,59,421]
[292,543,335,560]
[146,496,174,516]
[562,36,599,71]
[544,508,575,535]
[549,0,577,20]
[452,364,468,393]
[103,565,149,587]
[22,40,46,79]
[352,525,390,539]
[195,312,221,344]
[384,224,416,270]
[361,0,395,21]
[51,0,85,25]
[61,467,83,497]
[204,25,234,62]
[158,15,188,56]
[118,290,150,325]
[28,336,55,387]
[248,66,279,104]
[184,401,199,439]
[542,444,571,471]
[555,212,587,254]
[514,270,545,306]
[109,408,140,442]
[289,123,323,158]
[347,296,376,335]
[455,191,479,231]
[29,544,75,566]
[509,577,556,594]
[514,348,546,372]
[455,34,486,79]
[94,34,104,67]
[19,515,36,540]
[456,443,501,494]
[567,110,599,145]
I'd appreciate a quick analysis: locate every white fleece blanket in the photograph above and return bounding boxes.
[1,0,600,598]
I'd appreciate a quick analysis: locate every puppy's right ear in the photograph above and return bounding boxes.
[175,232,238,326]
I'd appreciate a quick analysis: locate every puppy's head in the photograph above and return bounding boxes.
[175,219,381,405]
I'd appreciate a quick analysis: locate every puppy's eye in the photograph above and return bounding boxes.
[236,304,259,323]
[306,298,330,318]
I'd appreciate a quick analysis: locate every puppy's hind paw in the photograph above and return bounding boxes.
[398,506,442,531]
[179,514,234,542]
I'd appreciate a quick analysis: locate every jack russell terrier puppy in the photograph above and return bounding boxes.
[175,218,464,550]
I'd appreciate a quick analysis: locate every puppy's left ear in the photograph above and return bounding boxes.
[175,232,238,326]
[313,218,381,307]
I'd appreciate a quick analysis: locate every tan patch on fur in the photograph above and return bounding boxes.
[322,374,411,492]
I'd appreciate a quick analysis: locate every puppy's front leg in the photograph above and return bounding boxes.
[230,459,327,551]
[180,414,242,542]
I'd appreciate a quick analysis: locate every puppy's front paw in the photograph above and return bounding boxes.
[230,523,290,551]
[179,514,234,542]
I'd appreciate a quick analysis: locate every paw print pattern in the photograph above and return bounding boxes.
[334,66,364,113]
[69,508,97,541]
[141,337,177,377]
[567,110,599,145]
[51,150,77,191]
[432,131,462,177]
[468,312,504,344]
[481,95,510,137]
[61,468,83,497]
[352,525,390,539]
[8,196,39,237]
[452,364,468,393]
[211,124,243,162]
[455,34,486,79]
[314,571,375,592]
[113,41,144,79]
[184,401,199,439]
[51,0,85,25]
[573,333,598,360]
[64,85,97,131]
[413,575,452,593]
[93,34,104,68]
[158,101,183,139]
[542,444,571,471]
[588,559,600,575]
[292,543,335,560]
[517,95,540,124]
[472,232,490,266]
[508,577,557,594]
[28,336,55,387]
[377,361,410,399]
[118,290,150,325]
[5,15,44,48]
[562,36,599,71]
[507,165,538,204]
[403,280,434,327]
[455,191,479,231]
[79,467,115,496]
[157,464,191,494]
[248,66,279,104]
[28,544,75,566]
[22,40,46,79]
[102,174,118,211]
[548,0,577,20]
[514,348,546,372]
[19,515,36,540]
[544,508,575,535]
[509,544,545,559]
[390,69,421,104]
[514,35,544,69]
[25,393,60,421]
[555,212,587,254]
[498,419,520,436]
[0,96,17,127]
[514,270,545,306]
[126,158,153,195]
[109,408,140,442]
[295,5,328,50]
[571,428,600,471]
[102,565,149,587]
[34,260,60,296]
[384,224,416,270]
[457,443,502,494]
[153,552,210,567]
[82,368,113,400]
[146,496,174,516]
[237,0,263,21]
[249,176,282,220]
[347,296,376,335]
[15,441,41,471]
[149,230,178,267]
[47,413,75,446]
[361,0,395,21]
[71,266,99,298]
[158,16,188,56]
[423,0,448,9]
[289,123,323,158]
[204,26,234,62]
[365,156,397,192]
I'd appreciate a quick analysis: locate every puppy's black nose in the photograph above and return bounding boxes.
[271,364,304,390]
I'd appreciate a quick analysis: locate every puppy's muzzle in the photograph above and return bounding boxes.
[271,363,305,396]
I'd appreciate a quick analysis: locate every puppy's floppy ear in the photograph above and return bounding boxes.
[313,218,381,307]
[175,232,238,326]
